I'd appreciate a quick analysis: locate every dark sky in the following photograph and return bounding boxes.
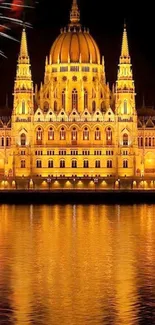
[0,0,155,108]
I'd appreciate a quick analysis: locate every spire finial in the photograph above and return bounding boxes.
[18,28,29,62]
[70,0,80,26]
[121,23,129,58]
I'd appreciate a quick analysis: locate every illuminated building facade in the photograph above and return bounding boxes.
[0,0,155,189]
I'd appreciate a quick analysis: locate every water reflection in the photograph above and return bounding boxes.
[0,204,155,324]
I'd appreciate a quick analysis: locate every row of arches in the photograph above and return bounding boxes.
[138,137,155,147]
[20,159,129,169]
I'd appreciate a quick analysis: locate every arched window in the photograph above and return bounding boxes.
[145,137,148,146]
[123,133,128,146]
[62,89,66,110]
[1,137,4,147]
[36,127,43,143]
[72,160,77,168]
[21,133,26,146]
[21,160,25,168]
[124,100,127,114]
[36,160,42,168]
[83,127,89,140]
[71,128,77,141]
[95,160,100,168]
[54,101,57,112]
[149,137,151,146]
[6,137,10,147]
[60,127,66,140]
[141,137,143,147]
[106,127,112,145]
[92,101,96,112]
[44,101,49,110]
[123,160,128,168]
[107,160,112,168]
[101,101,105,111]
[60,159,65,168]
[84,89,88,109]
[22,101,25,114]
[72,89,78,110]
[153,137,155,146]
[95,128,101,140]
[48,160,53,168]
[83,160,89,168]
[48,128,54,140]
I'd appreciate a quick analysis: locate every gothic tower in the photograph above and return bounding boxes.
[115,24,138,177]
[11,28,34,177]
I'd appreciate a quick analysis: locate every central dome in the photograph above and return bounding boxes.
[50,0,100,65]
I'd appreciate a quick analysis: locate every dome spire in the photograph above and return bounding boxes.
[70,0,80,26]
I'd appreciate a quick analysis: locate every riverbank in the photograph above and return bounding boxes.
[0,189,155,204]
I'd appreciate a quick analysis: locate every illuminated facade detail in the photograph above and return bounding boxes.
[0,0,155,185]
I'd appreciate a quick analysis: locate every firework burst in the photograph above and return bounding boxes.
[0,0,36,57]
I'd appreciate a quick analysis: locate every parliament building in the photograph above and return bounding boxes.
[0,0,155,190]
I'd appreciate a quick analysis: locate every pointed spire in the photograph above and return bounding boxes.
[121,23,129,58]
[18,28,29,63]
[70,0,80,26]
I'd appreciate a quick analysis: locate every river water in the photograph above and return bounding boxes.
[0,204,155,325]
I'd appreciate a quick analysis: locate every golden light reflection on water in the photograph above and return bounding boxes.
[1,204,155,325]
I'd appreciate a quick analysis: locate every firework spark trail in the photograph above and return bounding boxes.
[0,0,36,57]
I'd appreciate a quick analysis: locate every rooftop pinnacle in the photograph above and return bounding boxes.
[70,0,80,26]
[18,28,29,62]
[121,24,129,58]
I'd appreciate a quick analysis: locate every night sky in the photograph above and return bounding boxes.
[0,0,155,109]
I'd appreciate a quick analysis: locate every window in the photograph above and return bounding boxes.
[62,89,66,110]
[124,101,127,114]
[21,160,25,168]
[35,151,43,156]
[47,150,54,155]
[60,160,65,168]
[48,160,53,168]
[21,150,25,155]
[94,150,102,155]
[82,66,89,72]
[107,160,112,168]
[83,160,89,168]
[60,66,68,72]
[59,150,66,155]
[48,128,54,140]
[1,137,4,146]
[149,137,151,146]
[84,89,88,109]
[123,160,128,168]
[153,137,155,146]
[71,150,78,155]
[21,133,26,146]
[60,128,66,140]
[72,160,77,168]
[6,137,10,146]
[72,89,78,110]
[36,160,42,168]
[70,66,79,72]
[145,137,148,146]
[52,67,57,72]
[54,101,57,112]
[123,133,128,146]
[106,151,114,155]
[71,128,77,141]
[82,150,90,155]
[36,128,43,143]
[22,101,25,114]
[95,160,100,168]
[92,68,98,72]
[92,101,96,112]
[95,128,101,140]
[106,128,112,145]
[83,127,89,140]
